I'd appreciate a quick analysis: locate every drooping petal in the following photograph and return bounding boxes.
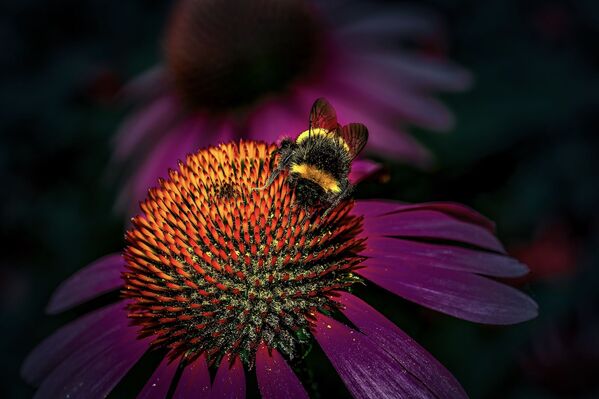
[352,199,406,217]
[357,261,538,324]
[354,201,496,232]
[46,253,125,315]
[312,312,434,398]
[119,116,207,211]
[336,292,467,399]
[397,202,496,231]
[256,343,308,399]
[211,355,245,399]
[120,65,168,105]
[362,209,505,253]
[137,357,179,399]
[173,354,211,399]
[22,302,125,386]
[113,95,182,161]
[33,302,149,398]
[349,159,382,185]
[353,51,472,92]
[323,93,432,165]
[363,237,528,277]
[248,97,309,143]
[332,59,455,131]
[364,124,432,165]
[334,7,438,40]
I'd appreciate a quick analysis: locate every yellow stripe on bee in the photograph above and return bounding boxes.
[290,163,341,193]
[295,128,350,153]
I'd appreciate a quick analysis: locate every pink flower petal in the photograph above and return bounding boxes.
[362,237,528,277]
[173,354,211,399]
[312,312,437,398]
[347,51,473,92]
[120,65,168,104]
[46,253,125,315]
[352,199,407,216]
[138,357,179,399]
[358,260,538,324]
[256,343,308,399]
[119,116,207,212]
[355,201,496,232]
[113,95,182,161]
[334,7,439,39]
[211,355,245,399]
[332,59,455,131]
[22,302,125,386]
[322,94,432,166]
[363,209,505,253]
[248,97,309,143]
[349,159,382,184]
[336,292,467,399]
[32,302,149,398]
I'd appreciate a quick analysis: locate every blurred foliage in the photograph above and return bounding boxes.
[1,0,598,398]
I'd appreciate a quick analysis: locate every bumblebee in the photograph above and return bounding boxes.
[256,98,368,214]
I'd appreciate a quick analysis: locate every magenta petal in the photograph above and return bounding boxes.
[337,292,467,399]
[211,355,245,399]
[23,303,125,385]
[248,98,308,143]
[256,343,308,399]
[352,52,473,92]
[333,61,455,131]
[335,8,437,39]
[132,121,195,194]
[137,357,179,399]
[363,209,505,253]
[354,201,496,232]
[120,116,206,212]
[312,312,435,398]
[321,93,432,166]
[353,199,407,216]
[173,354,211,399]
[349,159,382,184]
[358,261,538,324]
[33,303,149,398]
[46,253,125,314]
[392,202,496,232]
[120,65,168,104]
[367,124,432,166]
[113,95,182,161]
[363,237,528,277]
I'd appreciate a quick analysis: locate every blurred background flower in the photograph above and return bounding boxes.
[510,221,581,282]
[112,0,472,212]
[2,0,599,398]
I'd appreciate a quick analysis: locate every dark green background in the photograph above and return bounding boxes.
[1,0,598,397]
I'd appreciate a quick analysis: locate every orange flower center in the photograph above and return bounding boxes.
[122,141,364,365]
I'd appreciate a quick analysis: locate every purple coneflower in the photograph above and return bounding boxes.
[114,0,472,211]
[24,141,536,398]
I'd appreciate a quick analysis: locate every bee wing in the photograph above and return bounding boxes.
[341,123,369,159]
[309,98,338,138]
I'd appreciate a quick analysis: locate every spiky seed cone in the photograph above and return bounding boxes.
[123,141,364,365]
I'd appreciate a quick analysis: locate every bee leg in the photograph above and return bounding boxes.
[321,202,337,217]
[254,144,293,191]
[322,184,354,217]
[268,146,283,170]
[321,197,339,217]
[252,168,281,191]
